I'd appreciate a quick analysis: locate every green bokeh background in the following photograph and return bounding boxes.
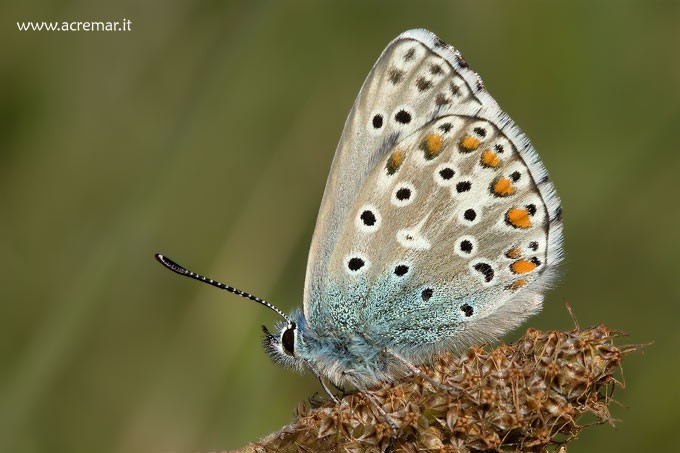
[2,1,679,451]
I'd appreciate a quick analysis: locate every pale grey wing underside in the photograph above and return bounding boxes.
[303,29,490,317]
[325,112,563,356]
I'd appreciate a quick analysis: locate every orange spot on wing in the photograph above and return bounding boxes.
[422,133,444,159]
[386,149,405,175]
[481,150,500,167]
[509,279,528,289]
[511,259,537,274]
[506,208,531,228]
[426,133,443,152]
[493,178,515,196]
[505,247,522,259]
[459,136,480,152]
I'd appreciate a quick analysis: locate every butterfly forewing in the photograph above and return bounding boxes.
[304,30,489,317]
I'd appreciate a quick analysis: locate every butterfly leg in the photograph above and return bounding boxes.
[345,372,398,437]
[318,377,339,404]
[383,347,457,392]
[330,380,351,397]
[302,358,339,404]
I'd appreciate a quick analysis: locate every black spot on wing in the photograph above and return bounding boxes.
[388,68,405,84]
[394,110,412,124]
[473,262,494,282]
[416,77,433,92]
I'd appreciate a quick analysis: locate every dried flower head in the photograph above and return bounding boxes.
[237,324,641,452]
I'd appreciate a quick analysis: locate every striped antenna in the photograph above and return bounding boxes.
[154,254,290,323]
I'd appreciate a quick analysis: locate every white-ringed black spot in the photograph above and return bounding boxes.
[450,82,461,96]
[438,122,452,133]
[429,64,442,75]
[510,171,521,182]
[460,240,473,253]
[439,167,455,180]
[473,262,494,283]
[456,181,472,193]
[396,187,411,200]
[460,304,474,317]
[348,257,365,272]
[391,182,416,207]
[394,264,409,276]
[372,114,383,129]
[494,144,504,153]
[529,241,538,251]
[464,209,476,221]
[526,204,537,216]
[395,110,412,124]
[473,127,487,137]
[421,288,433,301]
[360,210,376,226]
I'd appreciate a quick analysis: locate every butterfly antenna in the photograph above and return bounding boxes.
[154,254,290,323]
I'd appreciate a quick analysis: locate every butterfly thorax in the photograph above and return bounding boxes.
[292,309,410,386]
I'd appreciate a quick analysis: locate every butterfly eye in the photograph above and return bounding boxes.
[281,324,296,356]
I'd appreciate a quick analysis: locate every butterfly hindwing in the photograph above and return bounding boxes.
[328,112,562,357]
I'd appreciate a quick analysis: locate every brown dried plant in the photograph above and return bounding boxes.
[234,323,641,452]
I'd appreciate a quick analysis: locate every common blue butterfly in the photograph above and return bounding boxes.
[155,29,563,424]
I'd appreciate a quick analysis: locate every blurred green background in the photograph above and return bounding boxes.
[2,1,679,451]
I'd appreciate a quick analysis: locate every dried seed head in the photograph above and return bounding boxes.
[240,325,642,452]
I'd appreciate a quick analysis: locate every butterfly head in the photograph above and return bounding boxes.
[262,310,307,371]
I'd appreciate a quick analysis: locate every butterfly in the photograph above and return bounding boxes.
[155,28,563,424]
